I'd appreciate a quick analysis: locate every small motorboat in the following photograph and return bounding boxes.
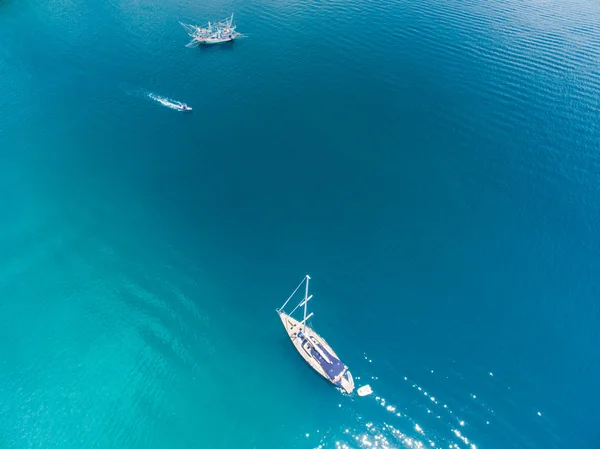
[357,385,373,397]
[147,93,192,112]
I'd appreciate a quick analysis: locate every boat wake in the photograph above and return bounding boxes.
[119,85,192,112]
[301,353,571,449]
[146,92,192,111]
[302,355,554,449]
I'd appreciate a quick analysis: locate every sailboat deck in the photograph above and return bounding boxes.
[279,312,353,389]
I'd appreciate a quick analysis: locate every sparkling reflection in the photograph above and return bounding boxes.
[305,358,499,449]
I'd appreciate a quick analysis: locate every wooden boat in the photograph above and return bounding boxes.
[276,275,355,394]
[180,14,245,47]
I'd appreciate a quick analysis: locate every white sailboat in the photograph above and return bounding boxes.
[276,275,355,394]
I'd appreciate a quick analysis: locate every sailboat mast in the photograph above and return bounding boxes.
[303,275,310,332]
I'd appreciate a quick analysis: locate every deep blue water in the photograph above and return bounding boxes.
[1,0,600,448]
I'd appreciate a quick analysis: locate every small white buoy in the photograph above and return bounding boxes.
[357,385,373,397]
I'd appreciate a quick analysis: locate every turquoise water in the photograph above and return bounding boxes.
[1,0,600,447]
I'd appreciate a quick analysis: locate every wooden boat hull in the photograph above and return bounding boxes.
[278,312,355,393]
[201,38,233,44]
[198,35,238,45]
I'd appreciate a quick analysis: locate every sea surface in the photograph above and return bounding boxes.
[1,0,599,448]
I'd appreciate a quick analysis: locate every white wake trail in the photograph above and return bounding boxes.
[147,92,189,111]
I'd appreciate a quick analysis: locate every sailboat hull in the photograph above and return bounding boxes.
[278,312,355,394]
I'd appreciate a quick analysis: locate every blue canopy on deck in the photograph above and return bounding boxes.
[310,343,345,380]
